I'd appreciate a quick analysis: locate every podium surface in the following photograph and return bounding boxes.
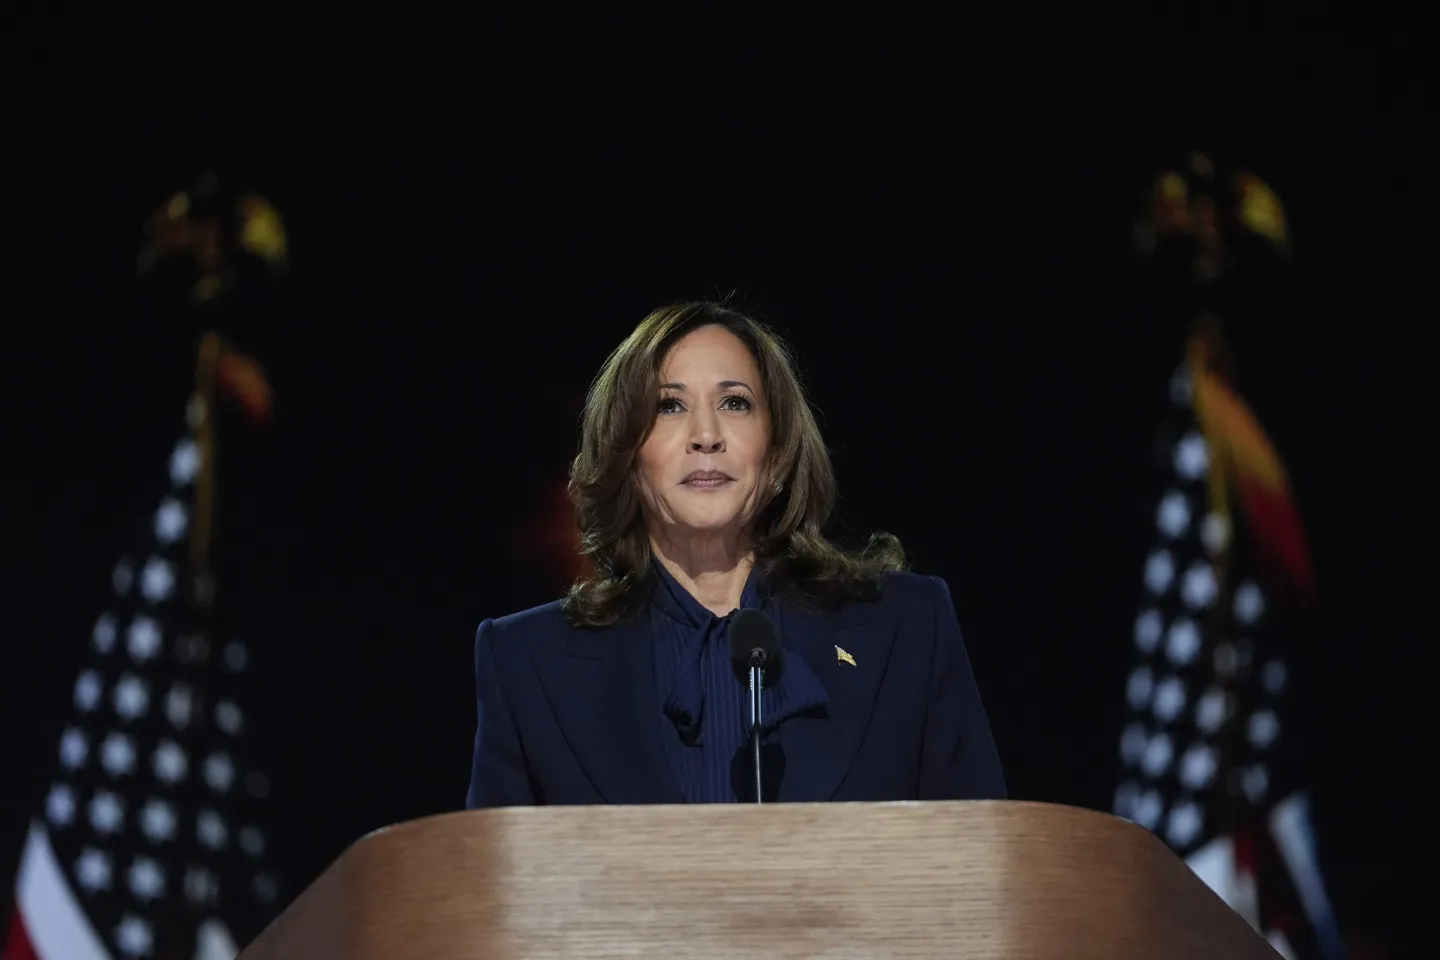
[240,800,1278,959]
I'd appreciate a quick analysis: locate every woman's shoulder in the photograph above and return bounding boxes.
[810,570,952,621]
[476,599,571,652]
[859,573,967,647]
[873,570,951,606]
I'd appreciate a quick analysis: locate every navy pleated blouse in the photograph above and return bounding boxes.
[649,562,830,803]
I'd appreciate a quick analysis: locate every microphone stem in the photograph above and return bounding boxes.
[749,662,764,803]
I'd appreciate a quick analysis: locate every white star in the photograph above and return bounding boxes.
[76,848,112,892]
[165,684,195,729]
[127,617,162,661]
[203,753,235,793]
[93,613,119,653]
[59,728,88,769]
[88,791,125,834]
[1120,722,1149,767]
[170,438,200,485]
[224,642,249,673]
[1126,666,1153,710]
[239,826,266,857]
[1156,490,1191,538]
[1234,581,1265,625]
[1144,550,1175,595]
[1200,513,1230,554]
[115,913,154,956]
[153,741,188,783]
[1133,789,1163,830]
[46,784,76,827]
[101,732,137,776]
[185,866,219,905]
[1113,781,1140,820]
[1166,800,1203,847]
[1186,748,1221,794]
[128,857,165,901]
[113,674,150,721]
[196,920,237,959]
[140,557,176,603]
[1195,687,1229,735]
[1165,618,1201,666]
[1248,709,1281,749]
[113,558,135,596]
[1180,743,1218,789]
[154,498,188,544]
[197,810,228,849]
[1152,676,1187,722]
[1142,732,1174,777]
[1242,764,1270,802]
[1169,365,1192,407]
[1180,563,1217,610]
[215,700,243,735]
[1173,431,1209,480]
[74,671,103,712]
[1134,609,1163,652]
[140,798,177,842]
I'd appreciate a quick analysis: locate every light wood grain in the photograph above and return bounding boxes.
[240,800,1278,959]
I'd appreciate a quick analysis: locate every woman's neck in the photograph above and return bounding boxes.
[650,531,753,617]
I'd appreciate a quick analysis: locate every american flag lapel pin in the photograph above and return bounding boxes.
[835,645,856,667]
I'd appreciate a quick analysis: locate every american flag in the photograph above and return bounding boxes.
[3,410,280,960]
[3,177,285,960]
[1115,154,1346,960]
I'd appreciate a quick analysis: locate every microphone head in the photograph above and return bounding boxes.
[730,608,780,668]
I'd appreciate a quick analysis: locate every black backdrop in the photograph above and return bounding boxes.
[4,28,1426,949]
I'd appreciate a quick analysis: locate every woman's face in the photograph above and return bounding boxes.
[636,324,772,542]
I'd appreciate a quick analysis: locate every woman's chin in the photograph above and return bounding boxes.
[669,512,746,535]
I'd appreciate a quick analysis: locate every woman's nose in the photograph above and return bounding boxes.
[689,432,724,454]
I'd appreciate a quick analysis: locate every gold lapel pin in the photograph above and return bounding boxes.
[835,645,856,667]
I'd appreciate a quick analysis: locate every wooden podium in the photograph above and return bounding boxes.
[238,801,1278,959]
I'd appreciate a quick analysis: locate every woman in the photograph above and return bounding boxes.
[466,302,1005,806]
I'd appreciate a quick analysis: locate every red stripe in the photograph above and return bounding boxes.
[1234,826,1257,877]
[1,908,39,960]
[1237,479,1314,597]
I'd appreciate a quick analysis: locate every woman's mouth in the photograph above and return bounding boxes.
[681,470,733,489]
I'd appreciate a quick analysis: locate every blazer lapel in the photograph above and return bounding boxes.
[774,600,899,802]
[533,615,684,805]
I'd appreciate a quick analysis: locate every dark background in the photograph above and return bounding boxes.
[3,27,1427,950]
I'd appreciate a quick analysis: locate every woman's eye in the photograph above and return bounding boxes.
[657,397,684,414]
[721,395,752,411]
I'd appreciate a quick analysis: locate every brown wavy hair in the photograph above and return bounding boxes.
[563,301,906,628]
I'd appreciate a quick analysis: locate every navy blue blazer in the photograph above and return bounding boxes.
[465,572,1006,807]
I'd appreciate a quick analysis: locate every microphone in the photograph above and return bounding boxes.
[730,609,780,803]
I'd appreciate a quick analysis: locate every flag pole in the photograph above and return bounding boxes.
[191,330,223,611]
[138,173,283,608]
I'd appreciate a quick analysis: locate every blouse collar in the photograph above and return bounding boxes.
[650,558,767,626]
